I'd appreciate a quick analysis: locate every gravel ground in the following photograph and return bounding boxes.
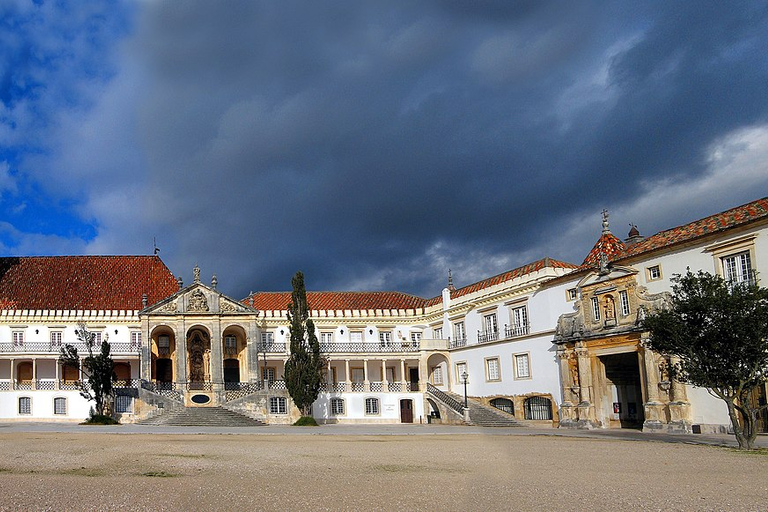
[0,432,765,511]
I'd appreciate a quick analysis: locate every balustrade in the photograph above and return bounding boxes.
[319,342,420,353]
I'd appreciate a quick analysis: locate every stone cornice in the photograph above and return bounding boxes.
[0,309,139,322]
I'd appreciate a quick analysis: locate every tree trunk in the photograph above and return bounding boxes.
[725,397,752,450]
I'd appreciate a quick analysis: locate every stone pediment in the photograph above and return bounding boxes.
[576,265,637,289]
[143,283,256,316]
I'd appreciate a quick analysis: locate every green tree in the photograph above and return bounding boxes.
[59,323,116,418]
[283,271,323,418]
[643,270,768,450]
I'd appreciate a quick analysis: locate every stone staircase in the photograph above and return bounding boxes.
[433,388,524,427]
[139,406,266,427]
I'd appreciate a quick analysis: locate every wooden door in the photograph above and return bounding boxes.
[400,399,413,423]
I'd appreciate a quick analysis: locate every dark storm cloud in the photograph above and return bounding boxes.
[70,1,768,298]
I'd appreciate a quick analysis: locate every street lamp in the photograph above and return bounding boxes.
[462,371,469,408]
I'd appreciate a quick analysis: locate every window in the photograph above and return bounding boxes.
[484,313,498,334]
[453,322,466,342]
[93,332,102,344]
[320,332,333,344]
[130,331,141,348]
[115,395,133,414]
[50,331,62,348]
[351,368,365,383]
[18,396,31,415]
[350,331,363,343]
[54,397,68,415]
[524,396,553,420]
[510,305,529,337]
[224,335,237,352]
[515,353,531,379]
[646,265,662,281]
[433,327,443,339]
[619,290,630,316]
[269,397,287,414]
[158,335,170,349]
[330,398,345,416]
[12,331,24,347]
[410,332,422,343]
[486,358,500,381]
[262,367,276,383]
[378,331,392,346]
[722,251,753,285]
[365,397,379,415]
[431,366,444,385]
[456,362,467,383]
[566,288,578,301]
[591,297,601,321]
[260,332,274,345]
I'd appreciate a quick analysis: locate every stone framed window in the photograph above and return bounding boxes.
[619,290,631,317]
[53,397,68,415]
[514,353,531,379]
[646,265,662,282]
[18,396,31,415]
[485,357,501,382]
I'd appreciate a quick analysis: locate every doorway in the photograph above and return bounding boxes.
[409,368,419,391]
[600,352,644,428]
[156,359,173,383]
[224,359,240,384]
[400,399,413,423]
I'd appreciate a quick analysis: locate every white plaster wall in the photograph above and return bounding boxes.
[449,334,561,402]
[0,391,92,420]
[313,392,425,423]
[686,386,731,426]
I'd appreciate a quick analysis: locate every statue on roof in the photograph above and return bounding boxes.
[602,208,610,234]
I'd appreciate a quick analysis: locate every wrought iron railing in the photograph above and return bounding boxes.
[505,323,530,338]
[477,330,498,344]
[449,337,467,349]
[0,341,140,353]
[319,342,420,353]
[426,383,465,414]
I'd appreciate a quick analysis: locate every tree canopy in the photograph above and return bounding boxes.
[643,270,768,449]
[283,271,323,418]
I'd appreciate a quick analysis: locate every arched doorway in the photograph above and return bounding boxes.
[223,359,240,384]
[187,327,211,389]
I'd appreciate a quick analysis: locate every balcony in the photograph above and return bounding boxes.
[257,342,287,353]
[0,342,141,354]
[449,337,467,349]
[477,330,499,344]
[505,323,530,338]
[319,342,420,353]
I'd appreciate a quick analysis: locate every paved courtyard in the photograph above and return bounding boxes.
[0,425,765,511]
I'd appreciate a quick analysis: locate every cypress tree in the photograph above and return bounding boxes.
[283,271,323,418]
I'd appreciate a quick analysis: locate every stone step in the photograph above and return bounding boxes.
[139,406,265,427]
[439,390,524,427]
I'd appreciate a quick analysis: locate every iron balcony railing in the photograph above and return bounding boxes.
[505,323,530,338]
[319,342,420,353]
[477,330,499,344]
[0,342,141,353]
[449,337,467,349]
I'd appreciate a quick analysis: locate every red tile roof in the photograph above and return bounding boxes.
[425,257,578,306]
[0,256,178,310]
[579,196,768,269]
[247,291,428,312]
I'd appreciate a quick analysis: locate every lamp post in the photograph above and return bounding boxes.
[462,371,469,409]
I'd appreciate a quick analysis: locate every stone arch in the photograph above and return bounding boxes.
[186,325,212,386]
[426,352,450,389]
[150,325,176,382]
[222,324,247,385]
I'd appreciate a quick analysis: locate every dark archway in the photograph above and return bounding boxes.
[223,358,240,383]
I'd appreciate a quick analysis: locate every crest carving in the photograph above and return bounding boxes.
[188,289,209,312]
[220,300,244,313]
[159,300,177,313]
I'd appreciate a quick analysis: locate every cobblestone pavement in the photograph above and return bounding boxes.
[0,428,766,511]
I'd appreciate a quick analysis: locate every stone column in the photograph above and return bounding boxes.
[575,342,595,426]
[247,321,260,382]
[668,355,691,431]
[32,358,37,390]
[400,359,407,389]
[556,347,576,425]
[210,322,223,387]
[345,359,351,392]
[326,359,333,391]
[640,338,665,431]
[10,359,14,390]
[176,323,187,387]
[363,358,370,392]
[381,359,388,391]
[55,360,60,391]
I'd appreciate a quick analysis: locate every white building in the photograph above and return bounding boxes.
[0,196,766,432]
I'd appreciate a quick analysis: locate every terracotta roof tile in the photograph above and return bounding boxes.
[620,196,768,260]
[0,256,178,310]
[247,291,427,312]
[580,232,627,269]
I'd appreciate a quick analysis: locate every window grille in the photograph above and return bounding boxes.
[365,397,379,415]
[524,396,552,420]
[54,397,68,415]
[18,396,31,415]
[115,395,133,414]
[330,398,345,416]
[269,397,287,414]
[591,297,601,321]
